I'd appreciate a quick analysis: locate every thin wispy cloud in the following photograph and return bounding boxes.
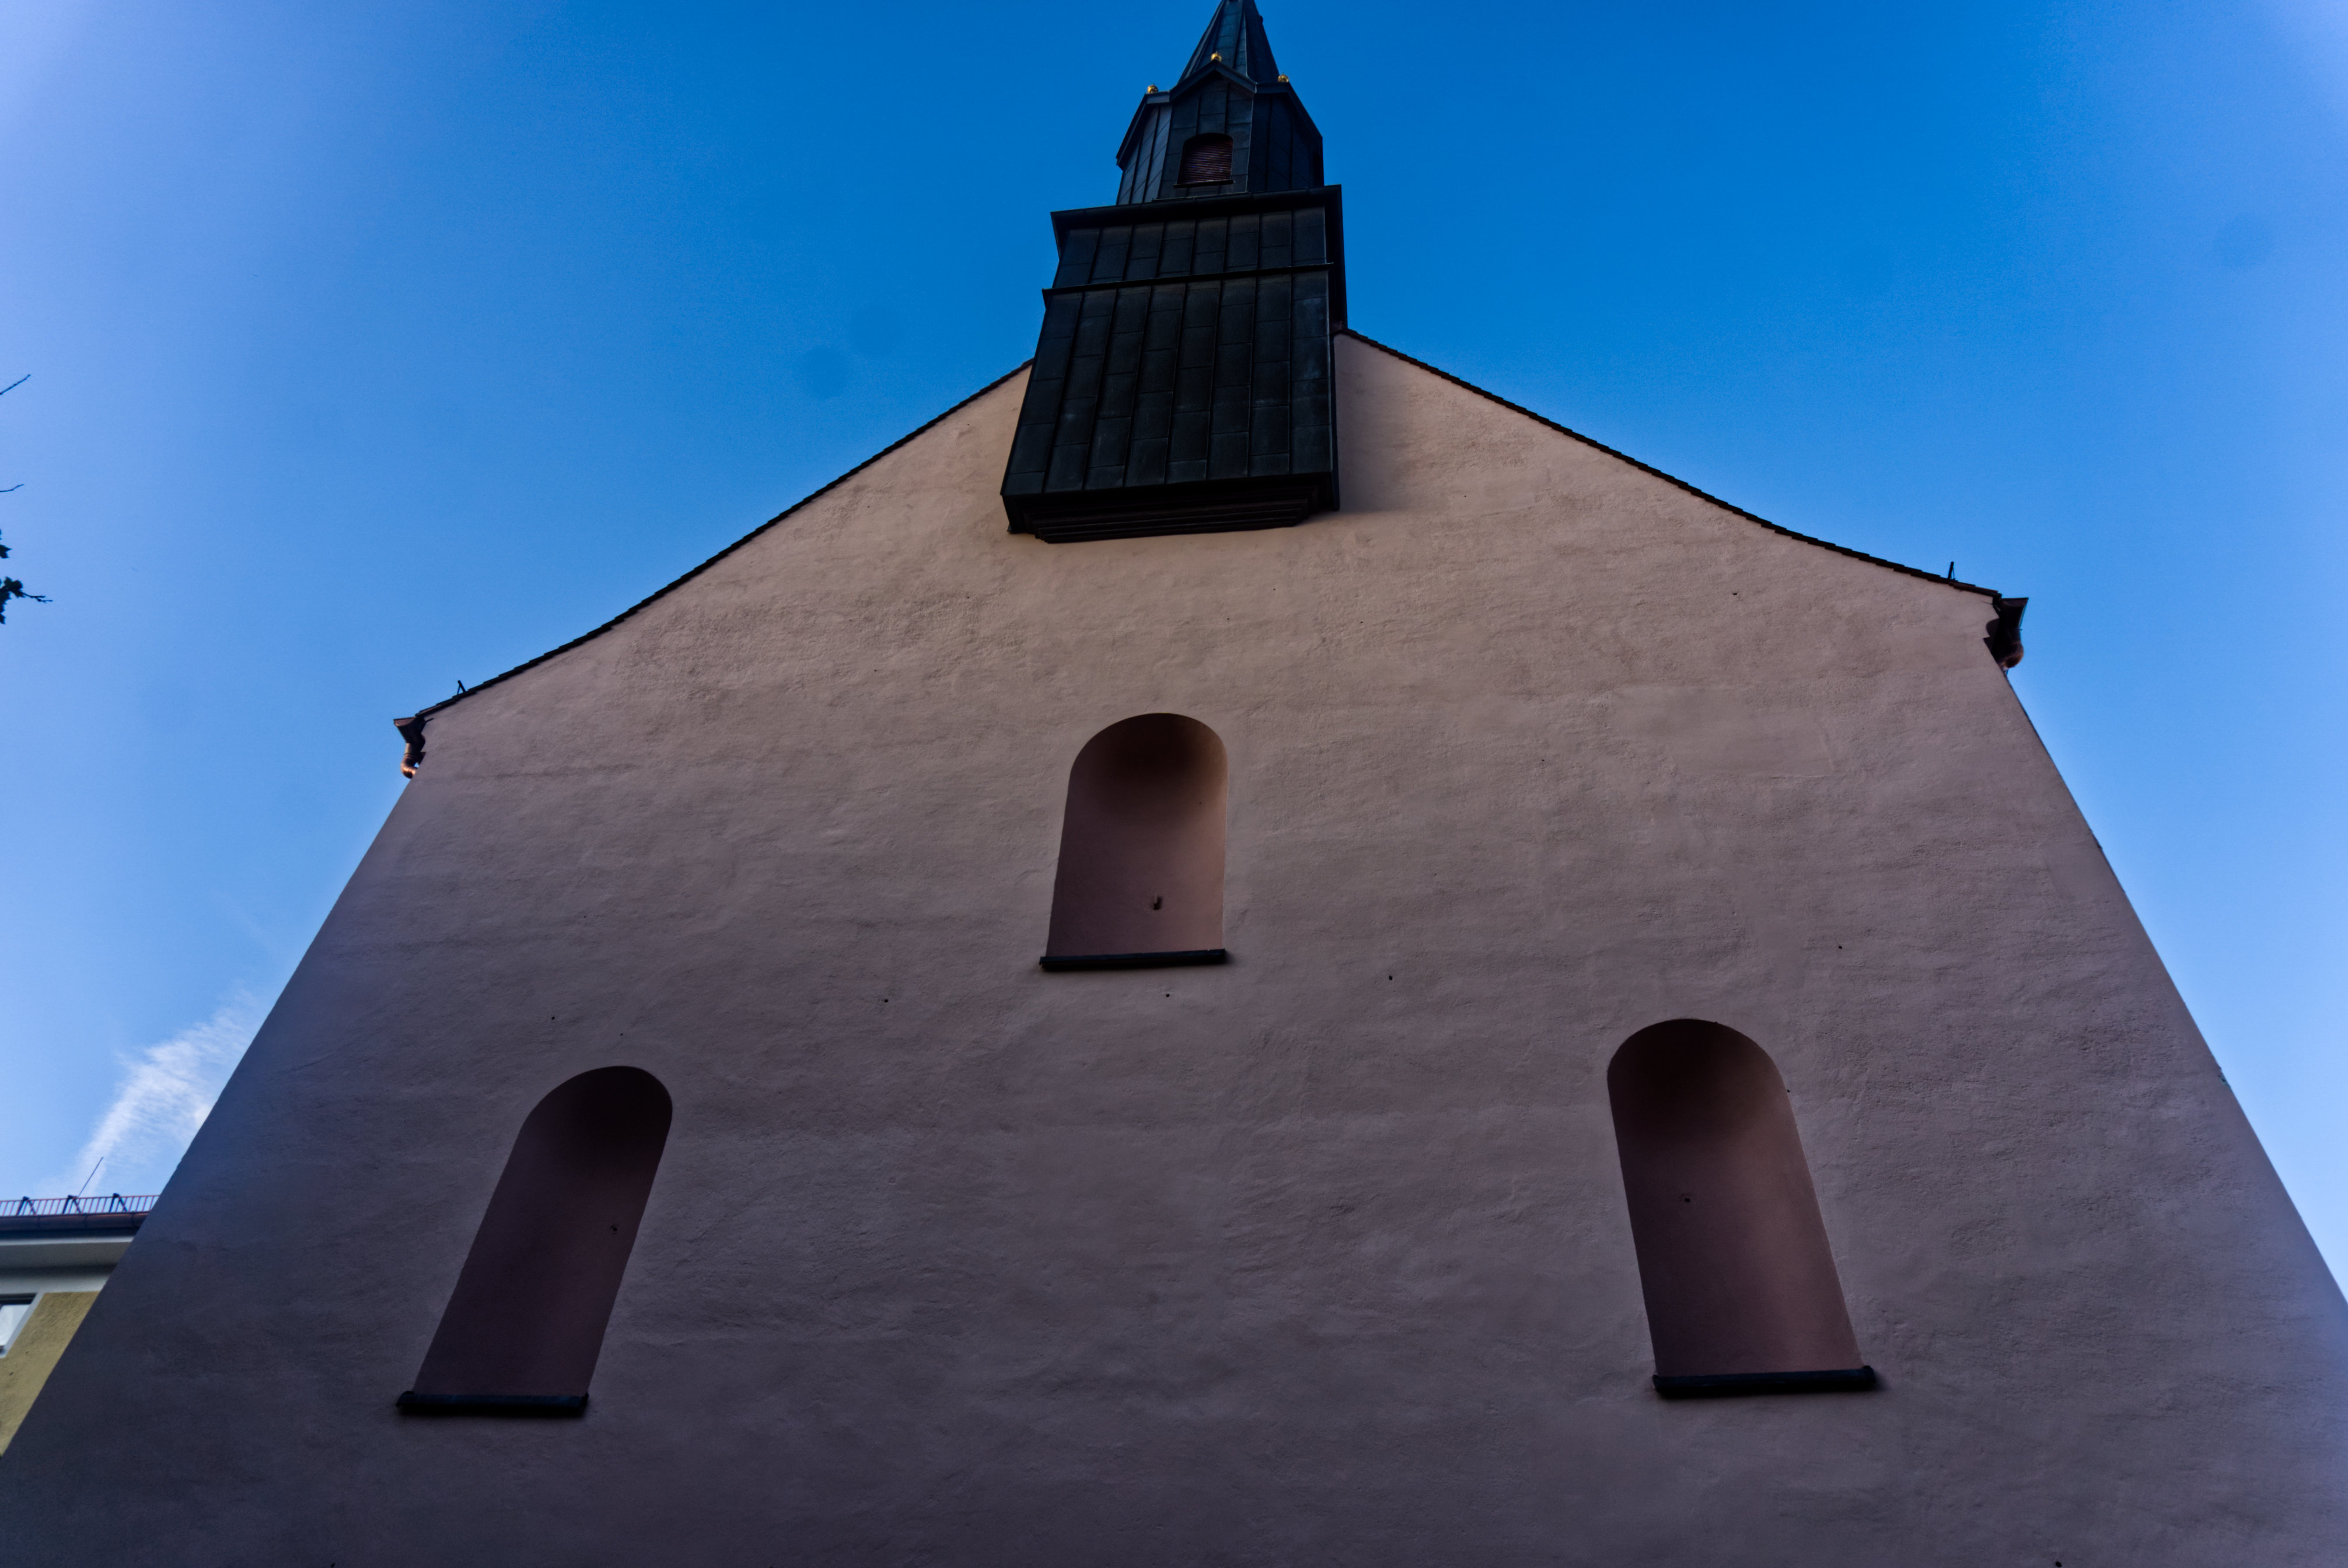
[38,995,263,1200]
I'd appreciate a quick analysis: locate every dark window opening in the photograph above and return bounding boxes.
[1178,133,1234,186]
[0,1295,33,1354]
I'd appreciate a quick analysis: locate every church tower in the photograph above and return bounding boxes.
[3,5,2344,1563]
[1002,0,1341,541]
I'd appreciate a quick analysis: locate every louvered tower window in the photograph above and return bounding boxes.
[1177,133,1233,185]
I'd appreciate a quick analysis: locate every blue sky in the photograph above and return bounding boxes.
[2,0,2343,1274]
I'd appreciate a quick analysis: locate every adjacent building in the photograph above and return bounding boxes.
[0,1195,152,1454]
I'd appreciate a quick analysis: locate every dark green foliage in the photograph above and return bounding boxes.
[0,372,36,625]
[1,533,46,625]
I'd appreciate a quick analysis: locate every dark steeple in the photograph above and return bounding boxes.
[1181,0,1281,84]
[1114,0,1323,206]
[1000,1,1344,544]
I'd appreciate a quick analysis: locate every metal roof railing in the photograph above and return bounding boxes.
[6,1194,159,1217]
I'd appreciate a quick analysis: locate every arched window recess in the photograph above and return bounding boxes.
[397,1066,672,1415]
[1040,714,1228,971]
[1606,1020,1874,1399]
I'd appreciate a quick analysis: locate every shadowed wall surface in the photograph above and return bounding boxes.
[1,337,2341,1564]
[1045,713,1228,958]
[1609,1019,1861,1377]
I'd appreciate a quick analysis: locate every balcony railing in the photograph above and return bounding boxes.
[6,1194,159,1217]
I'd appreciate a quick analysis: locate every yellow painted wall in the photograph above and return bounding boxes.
[0,1293,97,1455]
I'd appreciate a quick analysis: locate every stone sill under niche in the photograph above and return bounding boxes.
[1039,949,1228,972]
[396,1392,588,1416]
[1653,1367,1878,1399]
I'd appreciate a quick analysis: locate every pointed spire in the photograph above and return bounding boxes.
[1111,0,1322,205]
[1178,0,1282,87]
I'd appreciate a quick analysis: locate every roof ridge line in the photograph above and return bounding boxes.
[1337,327,2003,600]
[400,360,1033,732]
[401,336,2000,754]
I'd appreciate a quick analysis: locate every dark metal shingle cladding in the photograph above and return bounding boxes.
[1113,2,1322,209]
[1004,0,1341,544]
[1182,0,1280,84]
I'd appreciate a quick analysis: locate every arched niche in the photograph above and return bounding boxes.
[1042,714,1228,970]
[400,1066,672,1413]
[1606,1020,1869,1395]
[1177,132,1234,186]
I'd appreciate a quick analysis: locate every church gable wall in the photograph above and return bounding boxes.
[6,337,2342,1564]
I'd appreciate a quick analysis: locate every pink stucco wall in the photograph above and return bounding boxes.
[4,335,2341,1563]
